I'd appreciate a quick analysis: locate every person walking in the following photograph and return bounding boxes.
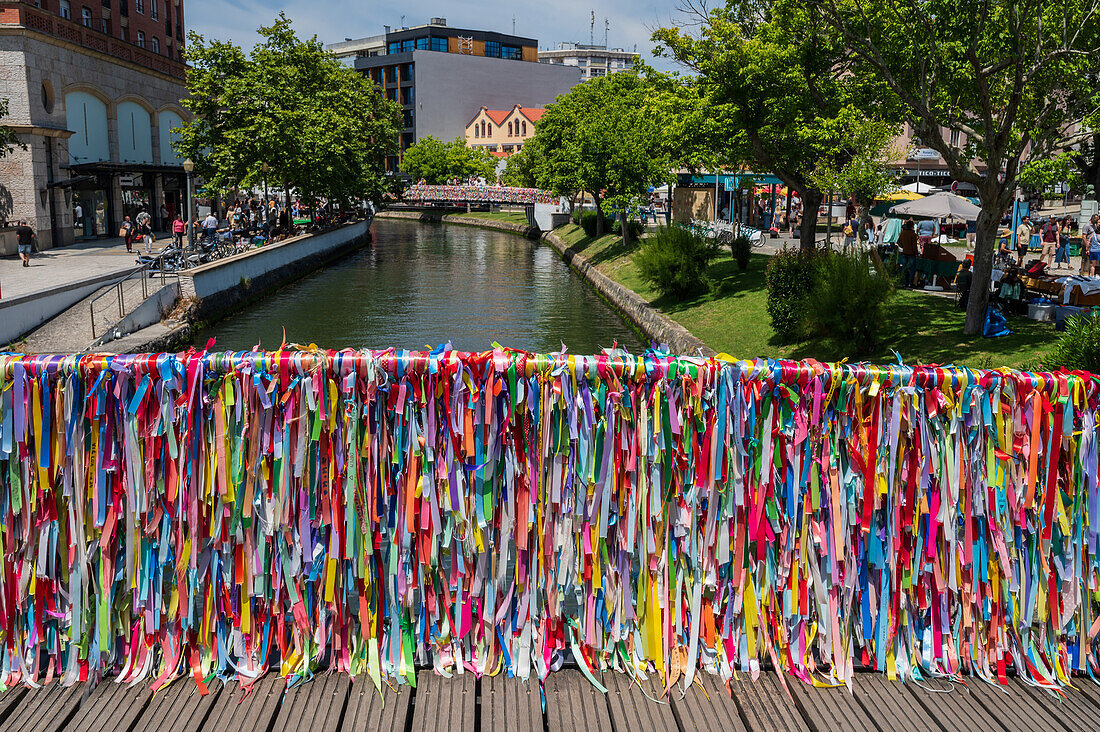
[1085,214,1100,276]
[1015,215,1032,266]
[202,211,219,244]
[120,215,134,253]
[15,220,35,267]
[1039,218,1057,266]
[172,214,186,249]
[1054,217,1070,268]
[135,209,153,254]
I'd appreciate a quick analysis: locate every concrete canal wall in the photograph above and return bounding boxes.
[376,210,714,357]
[0,268,141,346]
[183,219,372,324]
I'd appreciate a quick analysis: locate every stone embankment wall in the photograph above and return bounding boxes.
[377,211,714,357]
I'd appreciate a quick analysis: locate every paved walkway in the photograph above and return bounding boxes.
[1,669,1096,732]
[0,235,171,302]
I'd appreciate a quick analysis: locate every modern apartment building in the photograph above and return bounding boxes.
[537,42,638,80]
[0,0,189,247]
[466,105,544,157]
[330,19,581,173]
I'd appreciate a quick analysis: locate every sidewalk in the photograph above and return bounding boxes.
[0,234,171,302]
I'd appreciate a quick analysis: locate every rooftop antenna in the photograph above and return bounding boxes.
[604,18,608,48]
[400,14,405,28]
[590,11,595,47]
[512,15,515,34]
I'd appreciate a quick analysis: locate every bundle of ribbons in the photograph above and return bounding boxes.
[1,347,1098,696]
[405,185,558,205]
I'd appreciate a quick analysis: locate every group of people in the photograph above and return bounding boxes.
[998,214,1100,275]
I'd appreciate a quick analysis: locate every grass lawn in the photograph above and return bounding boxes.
[552,223,1057,368]
[452,211,531,225]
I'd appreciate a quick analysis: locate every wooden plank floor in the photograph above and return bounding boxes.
[4,669,1100,732]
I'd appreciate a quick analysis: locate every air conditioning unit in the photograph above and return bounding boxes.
[430,17,447,26]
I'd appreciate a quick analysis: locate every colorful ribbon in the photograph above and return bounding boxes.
[405,185,557,205]
[0,348,1097,694]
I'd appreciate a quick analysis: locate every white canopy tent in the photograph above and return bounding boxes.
[900,181,938,194]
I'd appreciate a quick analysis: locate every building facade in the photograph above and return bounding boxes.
[0,0,189,248]
[333,19,580,173]
[465,105,543,157]
[537,42,638,80]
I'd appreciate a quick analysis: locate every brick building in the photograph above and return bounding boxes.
[0,0,189,249]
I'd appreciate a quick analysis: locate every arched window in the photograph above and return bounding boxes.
[158,110,184,165]
[473,122,479,138]
[80,6,92,26]
[481,121,486,137]
[64,91,109,164]
[152,37,160,54]
[117,101,153,164]
[507,121,513,136]
[137,30,146,48]
[522,121,527,136]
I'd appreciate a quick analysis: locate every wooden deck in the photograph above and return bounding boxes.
[1,670,1096,732]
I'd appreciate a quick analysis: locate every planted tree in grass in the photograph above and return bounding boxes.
[635,226,721,299]
[1045,313,1100,373]
[401,137,497,185]
[527,71,673,246]
[812,0,1100,335]
[766,249,824,341]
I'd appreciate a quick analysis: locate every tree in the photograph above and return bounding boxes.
[0,98,24,160]
[176,14,401,209]
[654,0,903,249]
[501,147,537,188]
[401,137,497,184]
[528,71,672,245]
[813,0,1100,334]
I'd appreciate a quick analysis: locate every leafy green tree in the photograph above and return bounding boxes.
[401,137,497,184]
[528,71,672,245]
[177,14,401,209]
[813,0,1100,334]
[0,98,24,160]
[654,1,902,249]
[501,147,537,188]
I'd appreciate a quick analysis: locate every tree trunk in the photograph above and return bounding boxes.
[622,208,631,247]
[798,189,822,251]
[594,194,606,237]
[964,206,1002,335]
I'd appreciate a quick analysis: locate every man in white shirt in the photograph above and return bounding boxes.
[202,213,218,244]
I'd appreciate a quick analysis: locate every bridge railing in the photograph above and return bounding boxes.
[0,349,1094,692]
[404,184,559,205]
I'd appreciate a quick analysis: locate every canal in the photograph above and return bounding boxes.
[195,218,645,353]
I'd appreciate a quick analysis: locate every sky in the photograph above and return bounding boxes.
[185,0,685,70]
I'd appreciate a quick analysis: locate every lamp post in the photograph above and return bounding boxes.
[182,158,195,249]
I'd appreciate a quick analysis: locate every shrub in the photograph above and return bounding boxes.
[1045,312,1100,372]
[634,226,720,299]
[805,251,895,356]
[580,210,600,238]
[611,218,646,239]
[766,249,823,341]
[731,234,753,271]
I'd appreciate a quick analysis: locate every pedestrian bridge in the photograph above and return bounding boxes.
[0,349,1095,731]
[403,184,558,205]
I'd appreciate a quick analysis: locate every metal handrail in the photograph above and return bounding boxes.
[88,255,176,340]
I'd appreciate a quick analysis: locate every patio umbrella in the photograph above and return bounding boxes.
[878,190,924,202]
[890,192,981,220]
[901,181,937,194]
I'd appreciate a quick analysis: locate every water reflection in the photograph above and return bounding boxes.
[195,218,645,354]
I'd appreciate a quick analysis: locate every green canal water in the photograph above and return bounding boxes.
[194,218,645,353]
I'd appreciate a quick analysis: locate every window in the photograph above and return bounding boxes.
[101,18,108,32]
[388,42,399,54]
[401,87,413,105]
[150,0,157,19]
[507,121,513,136]
[484,40,500,57]
[401,63,413,81]
[480,121,486,137]
[474,123,479,139]
[120,26,127,40]
[521,121,526,136]
[135,0,143,12]
[136,30,145,48]
[950,129,961,147]
[152,36,159,54]
[502,45,521,60]
[81,6,92,26]
[431,37,447,52]
[384,66,396,84]
[59,0,70,19]
[415,37,429,50]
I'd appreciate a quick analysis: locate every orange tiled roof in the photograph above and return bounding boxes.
[484,109,510,125]
[517,107,545,122]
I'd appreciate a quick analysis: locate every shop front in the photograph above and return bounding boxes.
[70,172,111,241]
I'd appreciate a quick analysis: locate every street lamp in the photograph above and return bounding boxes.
[182,158,195,249]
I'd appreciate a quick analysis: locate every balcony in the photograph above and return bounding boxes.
[0,0,185,79]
